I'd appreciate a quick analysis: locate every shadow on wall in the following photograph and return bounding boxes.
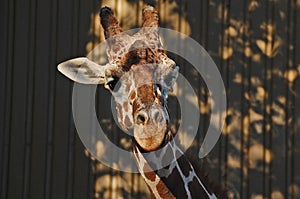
[83,0,300,199]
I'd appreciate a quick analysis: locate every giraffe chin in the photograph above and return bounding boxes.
[133,126,167,151]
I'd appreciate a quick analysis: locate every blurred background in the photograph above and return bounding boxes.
[0,0,299,198]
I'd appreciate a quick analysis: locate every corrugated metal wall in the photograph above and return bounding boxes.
[1,0,299,199]
[0,0,98,198]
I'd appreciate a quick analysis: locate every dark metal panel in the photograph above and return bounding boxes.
[0,0,9,195]
[72,1,98,199]
[246,0,268,197]
[0,0,15,197]
[22,0,37,197]
[219,0,231,192]
[186,1,206,45]
[28,0,54,197]
[205,0,223,188]
[238,1,252,198]
[206,0,229,190]
[5,0,31,197]
[289,1,300,199]
[269,1,290,198]
[225,0,248,196]
[261,1,277,198]
[50,0,74,197]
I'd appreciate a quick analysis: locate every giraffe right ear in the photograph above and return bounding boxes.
[57,57,109,84]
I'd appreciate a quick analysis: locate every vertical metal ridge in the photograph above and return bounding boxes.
[198,0,207,168]
[285,0,297,198]
[284,8,292,198]
[1,0,16,198]
[268,1,275,198]
[44,0,59,198]
[90,1,99,197]
[217,0,225,186]
[290,1,298,198]
[88,161,95,199]
[203,0,209,48]
[217,0,230,190]
[22,0,37,197]
[0,0,9,195]
[224,0,231,191]
[255,0,272,197]
[65,0,80,198]
[245,1,254,198]
[262,1,270,198]
[240,1,250,197]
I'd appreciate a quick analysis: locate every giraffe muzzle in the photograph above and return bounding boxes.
[133,105,168,151]
[135,109,164,126]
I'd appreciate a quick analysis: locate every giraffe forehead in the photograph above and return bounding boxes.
[111,66,158,109]
[108,34,157,63]
[136,85,155,105]
[119,65,158,103]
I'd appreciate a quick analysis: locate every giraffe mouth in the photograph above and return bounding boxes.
[132,127,173,153]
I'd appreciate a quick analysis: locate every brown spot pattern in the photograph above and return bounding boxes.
[116,103,123,120]
[142,6,159,27]
[125,82,131,93]
[100,7,122,39]
[124,115,132,127]
[156,180,176,199]
[123,102,129,112]
[143,164,156,181]
[132,100,140,115]
[137,85,155,105]
[130,91,136,101]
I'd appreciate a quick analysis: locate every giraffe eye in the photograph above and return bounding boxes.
[107,77,120,91]
[154,84,162,96]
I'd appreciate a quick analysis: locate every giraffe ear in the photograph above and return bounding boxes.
[57,57,108,84]
[162,66,179,91]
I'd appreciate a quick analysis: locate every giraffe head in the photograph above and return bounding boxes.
[57,6,178,151]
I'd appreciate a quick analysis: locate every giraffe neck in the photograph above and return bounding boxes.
[133,138,218,199]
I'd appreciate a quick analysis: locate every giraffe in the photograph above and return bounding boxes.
[57,5,225,199]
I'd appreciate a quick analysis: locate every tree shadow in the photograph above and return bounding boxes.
[88,0,300,198]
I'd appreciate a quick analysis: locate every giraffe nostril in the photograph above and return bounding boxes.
[136,112,148,125]
[153,111,161,123]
